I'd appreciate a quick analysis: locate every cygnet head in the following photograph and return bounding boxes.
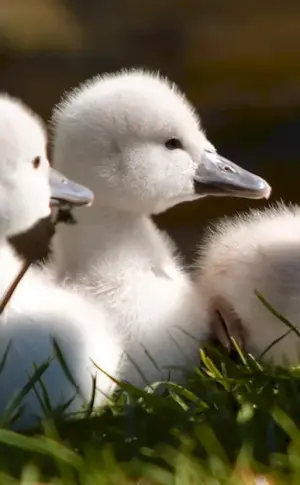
[0,95,94,238]
[52,69,271,216]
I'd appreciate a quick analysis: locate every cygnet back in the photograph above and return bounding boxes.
[195,203,300,365]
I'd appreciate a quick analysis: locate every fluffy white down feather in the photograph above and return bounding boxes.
[51,69,269,385]
[0,95,122,429]
[195,202,300,365]
[51,69,213,386]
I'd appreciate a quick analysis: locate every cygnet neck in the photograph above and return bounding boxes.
[88,204,170,267]
[54,195,176,282]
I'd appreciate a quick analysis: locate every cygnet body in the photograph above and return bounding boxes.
[0,96,122,429]
[195,203,300,365]
[52,69,271,386]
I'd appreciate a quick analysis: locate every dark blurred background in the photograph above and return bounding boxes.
[1,0,300,263]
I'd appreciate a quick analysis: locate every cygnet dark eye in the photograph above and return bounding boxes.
[165,138,183,150]
[32,156,40,169]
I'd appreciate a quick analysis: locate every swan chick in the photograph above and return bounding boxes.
[195,202,300,365]
[0,94,122,429]
[51,68,271,387]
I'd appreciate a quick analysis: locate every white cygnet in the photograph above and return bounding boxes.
[0,95,122,429]
[195,202,300,366]
[51,69,271,386]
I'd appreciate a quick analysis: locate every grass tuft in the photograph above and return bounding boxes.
[0,343,300,483]
[1,295,300,483]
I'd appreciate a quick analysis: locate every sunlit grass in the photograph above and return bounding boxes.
[0,342,300,484]
[1,294,300,483]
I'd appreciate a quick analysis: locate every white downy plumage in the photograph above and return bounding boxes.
[195,202,300,365]
[0,95,122,430]
[51,69,271,386]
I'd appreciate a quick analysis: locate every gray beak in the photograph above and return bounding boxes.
[49,168,94,208]
[194,150,271,200]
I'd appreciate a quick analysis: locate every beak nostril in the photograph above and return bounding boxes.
[194,150,271,200]
[223,165,235,174]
